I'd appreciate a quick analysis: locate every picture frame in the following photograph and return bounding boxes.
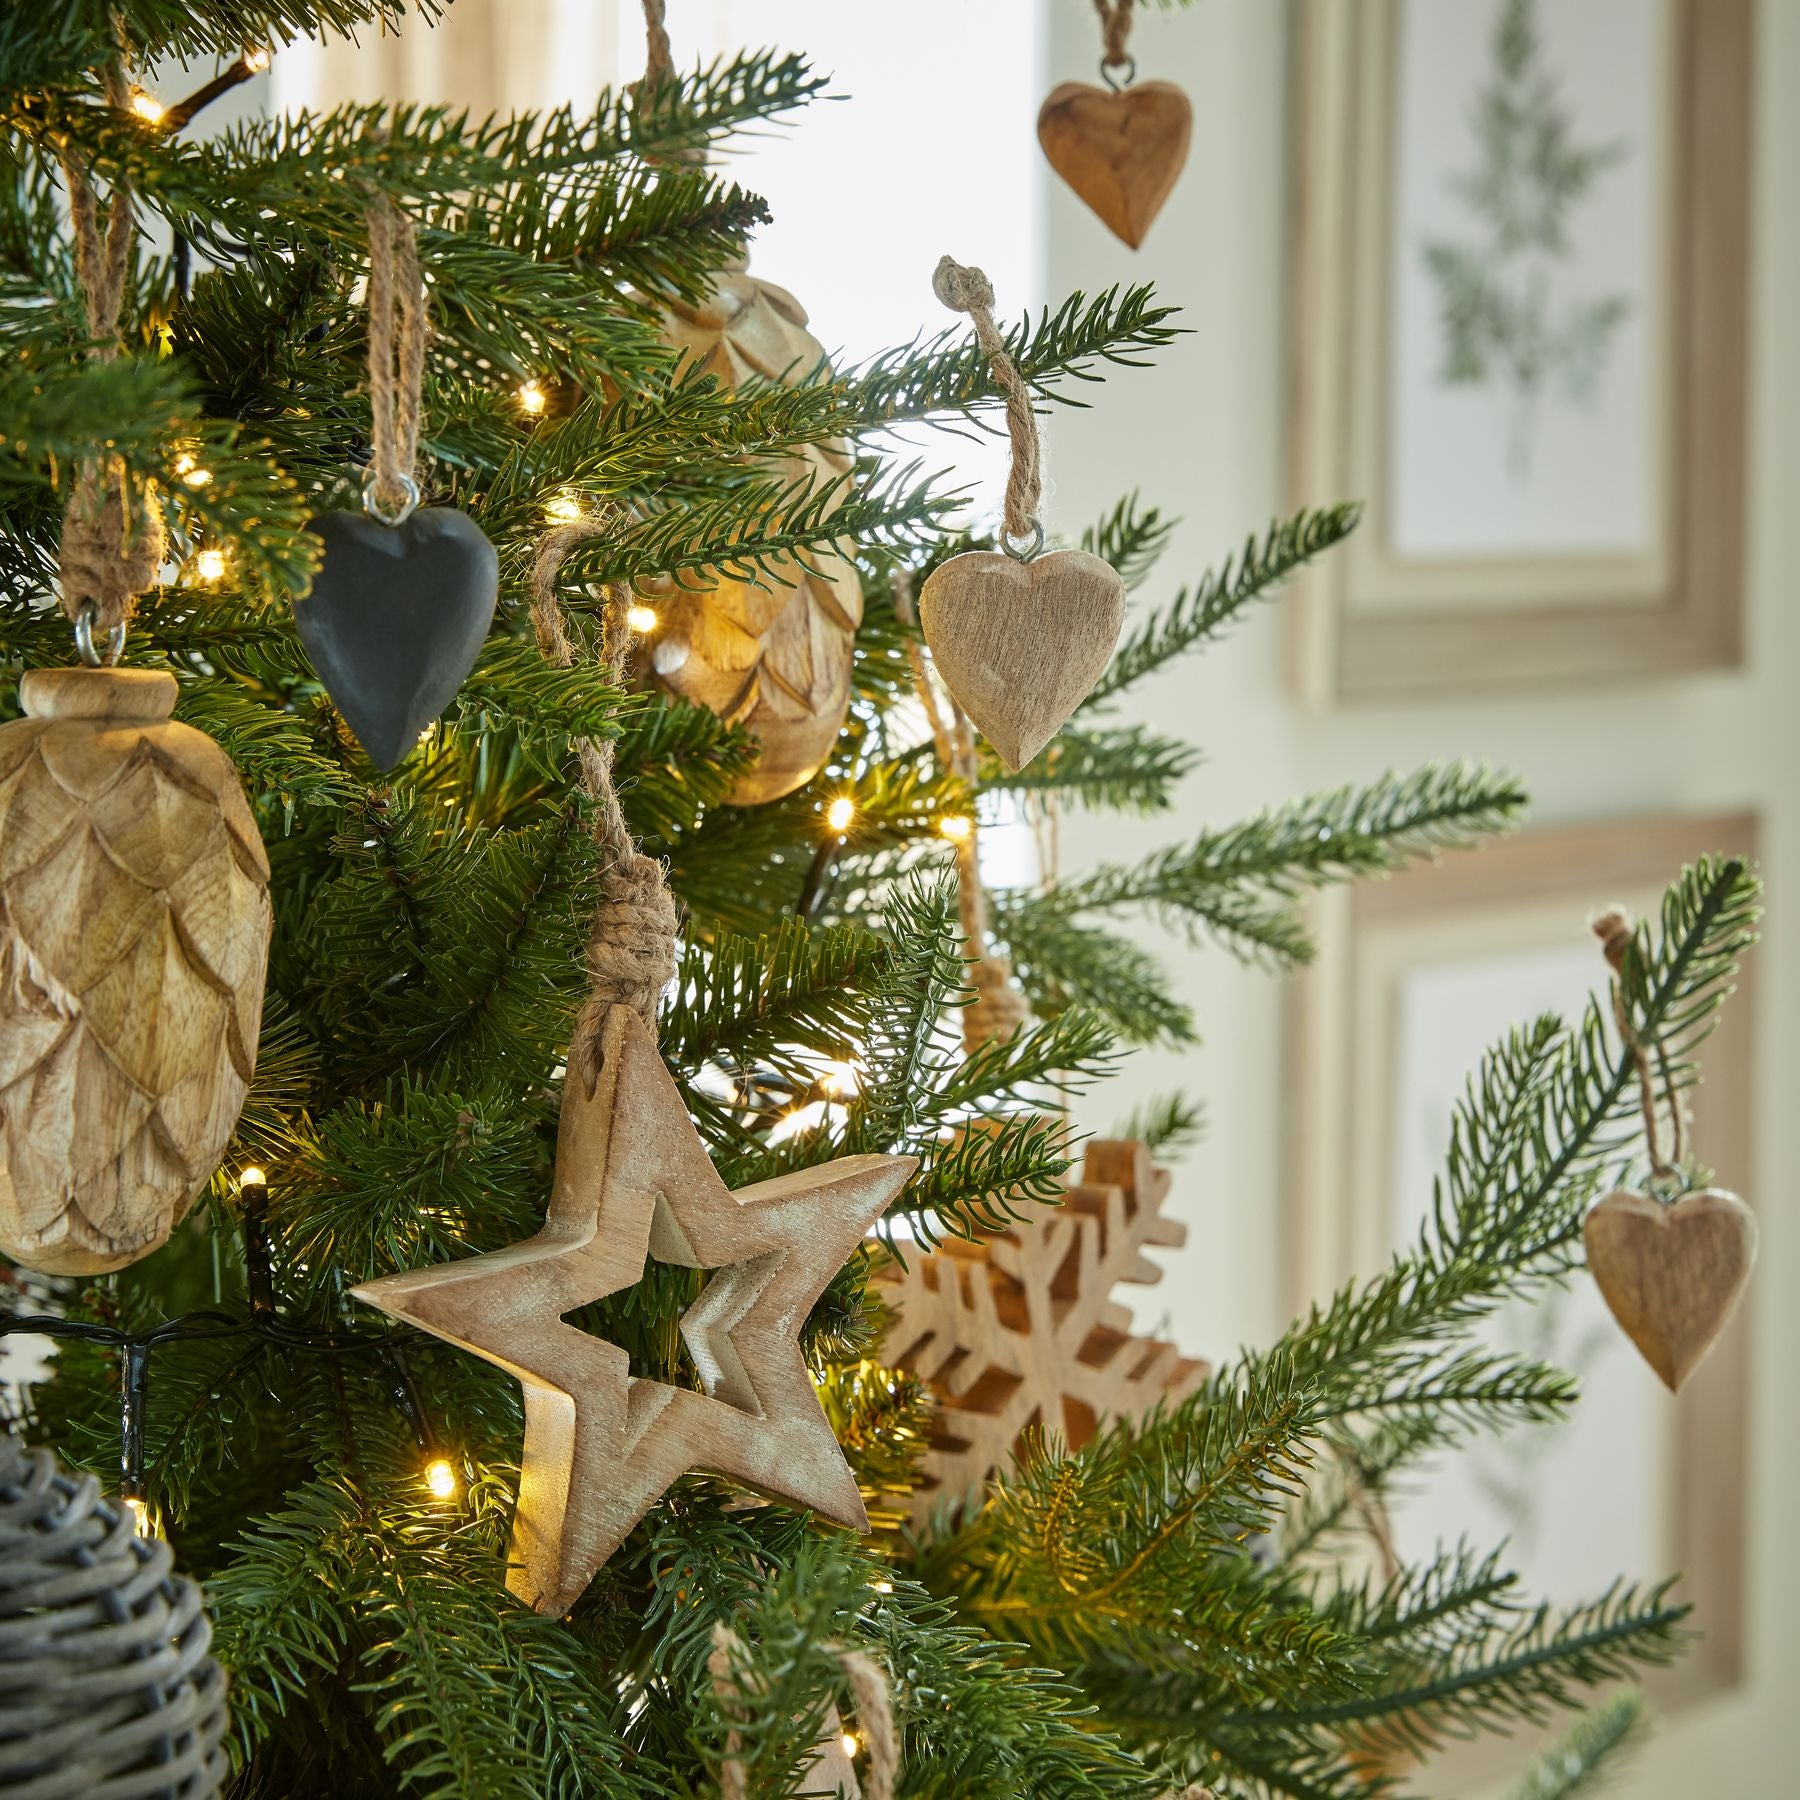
[1285,813,1757,1776]
[1285,0,1751,701]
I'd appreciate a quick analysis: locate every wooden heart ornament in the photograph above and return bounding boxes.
[1584,1187,1758,1391]
[296,507,499,771]
[919,548,1126,772]
[1037,81,1192,249]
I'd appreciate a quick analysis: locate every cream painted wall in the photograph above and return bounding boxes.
[1044,2,1799,1793]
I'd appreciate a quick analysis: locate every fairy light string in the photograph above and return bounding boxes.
[0,1167,445,1521]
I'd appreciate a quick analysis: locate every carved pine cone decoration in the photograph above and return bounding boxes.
[642,265,862,806]
[0,667,271,1274]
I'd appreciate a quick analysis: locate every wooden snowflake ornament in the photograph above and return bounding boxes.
[880,1138,1207,1517]
[353,1005,914,1617]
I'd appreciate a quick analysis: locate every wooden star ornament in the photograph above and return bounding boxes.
[352,1005,915,1617]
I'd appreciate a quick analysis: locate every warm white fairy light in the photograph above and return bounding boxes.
[839,1732,859,1758]
[238,1166,267,1191]
[124,1496,153,1536]
[544,491,585,524]
[129,88,166,126]
[195,548,227,582]
[627,604,658,634]
[819,1060,859,1099]
[825,795,855,834]
[424,1457,459,1501]
[242,46,271,72]
[517,380,547,416]
[938,814,973,844]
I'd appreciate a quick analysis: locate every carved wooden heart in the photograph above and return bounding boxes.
[296,506,499,771]
[1584,1187,1758,1392]
[1037,80,1193,249]
[918,548,1126,772]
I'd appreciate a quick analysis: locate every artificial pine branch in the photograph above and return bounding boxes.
[1504,1690,1646,1798]
[1085,504,1362,705]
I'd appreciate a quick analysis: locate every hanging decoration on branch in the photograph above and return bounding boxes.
[1583,907,1758,1392]
[0,145,271,1277]
[918,259,1126,773]
[353,556,915,1616]
[294,193,498,770]
[640,265,863,805]
[1039,0,1193,250]
[711,1622,899,1800]
[625,0,860,805]
[0,1433,230,1799]
[879,1138,1207,1517]
[897,570,1031,1052]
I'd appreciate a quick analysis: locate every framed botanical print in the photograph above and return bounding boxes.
[1285,813,1757,1783]
[1286,0,1751,701]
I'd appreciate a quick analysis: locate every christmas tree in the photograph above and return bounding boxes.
[0,5,1759,1797]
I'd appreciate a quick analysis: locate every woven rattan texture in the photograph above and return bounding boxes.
[0,1435,227,1799]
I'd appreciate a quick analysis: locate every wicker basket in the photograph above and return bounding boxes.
[0,1434,227,1799]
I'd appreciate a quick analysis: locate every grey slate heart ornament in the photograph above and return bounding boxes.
[296,506,499,770]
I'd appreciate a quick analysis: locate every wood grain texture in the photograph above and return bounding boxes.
[0,667,271,1274]
[642,265,861,805]
[918,548,1125,772]
[1037,81,1192,249]
[353,1004,915,1617]
[1584,1187,1757,1392]
[879,1138,1207,1518]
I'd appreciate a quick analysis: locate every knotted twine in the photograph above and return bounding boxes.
[639,0,674,89]
[931,257,1043,552]
[1593,906,1688,1182]
[1094,0,1136,71]
[709,1621,898,1800]
[894,569,1031,1050]
[530,521,678,1076]
[362,192,428,519]
[56,65,165,640]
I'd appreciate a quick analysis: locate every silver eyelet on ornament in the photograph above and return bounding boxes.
[74,602,127,668]
[1003,518,1046,564]
[362,469,421,528]
[1100,55,1137,92]
[1647,1167,1690,1207]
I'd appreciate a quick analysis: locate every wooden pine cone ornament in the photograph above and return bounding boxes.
[0,668,271,1273]
[641,263,862,805]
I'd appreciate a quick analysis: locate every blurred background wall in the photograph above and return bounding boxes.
[277,4,1798,1790]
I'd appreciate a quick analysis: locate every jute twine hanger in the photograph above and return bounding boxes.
[1094,0,1137,86]
[1593,906,1688,1185]
[361,190,428,524]
[639,0,674,89]
[930,257,1044,560]
[894,568,1031,1050]
[709,1621,898,1800]
[529,521,679,1078]
[56,59,165,660]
